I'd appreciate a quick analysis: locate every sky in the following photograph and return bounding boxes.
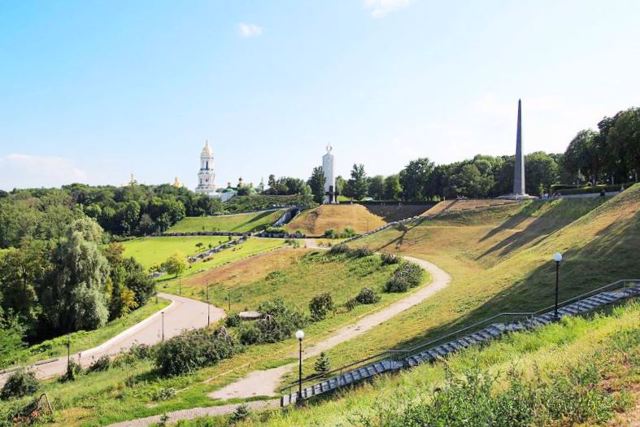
[1,0,639,191]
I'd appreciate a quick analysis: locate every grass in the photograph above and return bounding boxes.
[121,236,231,270]
[236,300,640,426]
[167,210,285,234]
[1,298,169,369]
[286,205,386,236]
[2,252,431,426]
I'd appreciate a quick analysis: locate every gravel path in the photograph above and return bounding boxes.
[0,293,224,386]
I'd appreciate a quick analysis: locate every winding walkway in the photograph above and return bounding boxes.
[0,293,224,386]
[111,244,451,426]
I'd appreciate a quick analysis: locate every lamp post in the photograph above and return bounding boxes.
[206,284,211,326]
[552,252,563,319]
[66,334,71,375]
[295,329,305,403]
[161,311,165,341]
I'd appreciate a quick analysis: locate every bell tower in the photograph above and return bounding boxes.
[195,141,216,196]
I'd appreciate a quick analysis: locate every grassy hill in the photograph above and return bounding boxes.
[284,186,640,383]
[237,300,640,426]
[121,236,231,269]
[166,210,285,234]
[363,204,433,222]
[286,204,387,235]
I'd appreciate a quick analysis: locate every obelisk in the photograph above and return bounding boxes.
[513,99,525,196]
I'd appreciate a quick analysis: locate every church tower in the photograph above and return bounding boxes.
[195,141,216,196]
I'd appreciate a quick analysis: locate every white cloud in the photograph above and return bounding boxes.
[0,153,88,190]
[237,23,263,38]
[364,0,412,18]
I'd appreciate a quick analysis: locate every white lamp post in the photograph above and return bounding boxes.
[295,329,305,402]
[552,252,563,318]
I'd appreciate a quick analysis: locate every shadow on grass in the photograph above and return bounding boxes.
[385,207,640,353]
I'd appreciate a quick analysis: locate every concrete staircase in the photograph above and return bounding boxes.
[280,282,640,406]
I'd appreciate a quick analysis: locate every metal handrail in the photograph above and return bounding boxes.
[280,278,639,398]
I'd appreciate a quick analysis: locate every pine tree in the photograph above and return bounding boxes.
[314,352,331,376]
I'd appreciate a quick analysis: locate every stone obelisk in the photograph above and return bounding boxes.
[513,99,525,196]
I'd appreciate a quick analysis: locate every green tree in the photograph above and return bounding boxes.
[307,166,326,204]
[40,218,110,333]
[314,352,331,376]
[344,164,368,200]
[383,175,402,201]
[163,253,187,277]
[400,158,434,201]
[368,175,385,200]
[525,152,559,195]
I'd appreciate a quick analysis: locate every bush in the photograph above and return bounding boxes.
[59,360,83,382]
[309,293,334,321]
[355,287,380,304]
[239,324,262,345]
[229,404,250,424]
[384,262,424,293]
[345,298,358,311]
[328,243,350,254]
[323,229,337,238]
[155,327,238,376]
[0,369,38,400]
[225,313,241,328]
[381,253,400,265]
[238,299,307,345]
[87,355,111,373]
[349,247,373,258]
[284,238,300,248]
[314,352,331,376]
[152,387,176,402]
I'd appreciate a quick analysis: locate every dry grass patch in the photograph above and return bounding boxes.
[286,204,386,236]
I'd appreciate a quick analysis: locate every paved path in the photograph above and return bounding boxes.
[0,293,224,386]
[208,254,450,401]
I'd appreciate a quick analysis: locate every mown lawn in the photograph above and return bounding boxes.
[121,236,230,269]
[1,298,169,369]
[167,210,285,234]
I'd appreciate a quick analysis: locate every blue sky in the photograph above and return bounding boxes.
[1,0,639,190]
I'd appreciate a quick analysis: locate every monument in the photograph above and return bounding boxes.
[322,145,337,203]
[499,99,535,200]
[195,141,217,196]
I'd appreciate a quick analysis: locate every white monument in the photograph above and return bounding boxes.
[195,141,217,196]
[322,145,336,203]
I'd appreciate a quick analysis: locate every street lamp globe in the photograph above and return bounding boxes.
[295,330,305,341]
[553,252,563,263]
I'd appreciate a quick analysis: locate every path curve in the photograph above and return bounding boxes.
[0,293,225,386]
[107,240,451,426]
[208,253,450,400]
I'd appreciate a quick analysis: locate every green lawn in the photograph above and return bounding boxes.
[121,236,230,269]
[1,298,169,369]
[167,210,285,233]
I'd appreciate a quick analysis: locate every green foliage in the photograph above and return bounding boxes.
[314,352,331,376]
[239,299,306,345]
[400,158,435,201]
[381,253,400,265]
[384,262,424,293]
[344,164,368,200]
[309,293,334,321]
[0,369,38,400]
[328,243,350,254]
[151,387,176,402]
[155,327,238,376]
[229,404,250,424]
[355,287,380,304]
[162,253,187,277]
[87,355,111,373]
[59,360,83,383]
[225,313,241,328]
[308,166,327,204]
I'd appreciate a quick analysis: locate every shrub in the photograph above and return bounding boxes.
[349,247,373,258]
[229,404,250,424]
[342,227,357,238]
[284,238,300,248]
[238,299,307,345]
[384,262,423,293]
[323,229,337,238]
[152,387,176,402]
[355,287,380,304]
[87,355,111,373]
[381,253,400,265]
[239,324,262,345]
[225,313,241,328]
[309,293,334,321]
[345,298,358,311]
[314,352,331,376]
[59,360,83,382]
[328,243,349,254]
[0,369,38,400]
[155,327,238,376]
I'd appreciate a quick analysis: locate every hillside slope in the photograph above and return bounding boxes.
[167,210,284,233]
[285,204,386,235]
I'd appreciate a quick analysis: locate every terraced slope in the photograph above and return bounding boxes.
[285,204,386,235]
[167,209,284,233]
